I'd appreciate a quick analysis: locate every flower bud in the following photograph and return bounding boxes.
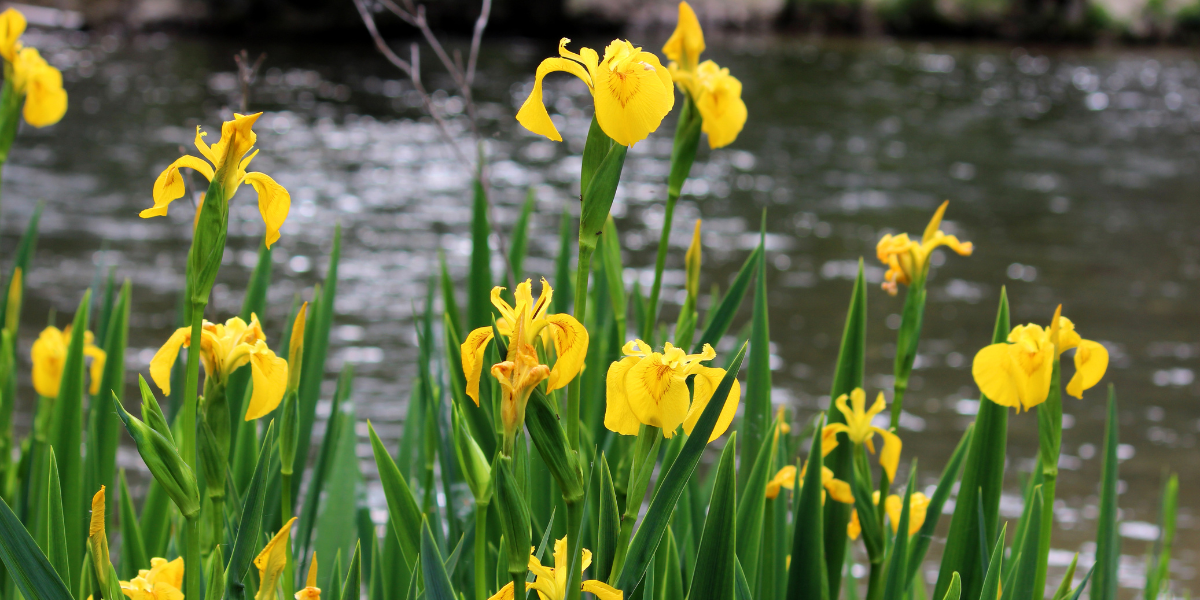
[492,455,531,578]
[452,404,491,504]
[114,383,200,518]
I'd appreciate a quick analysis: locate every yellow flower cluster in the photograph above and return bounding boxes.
[663,2,748,148]
[876,200,973,295]
[31,325,105,398]
[0,9,66,127]
[120,557,185,600]
[487,537,621,600]
[848,491,930,540]
[822,388,903,482]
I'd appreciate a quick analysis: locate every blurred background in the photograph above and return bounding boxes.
[0,0,1197,596]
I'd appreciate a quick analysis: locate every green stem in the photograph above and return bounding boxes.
[184,516,202,600]
[642,191,679,342]
[565,498,584,600]
[210,496,224,557]
[282,472,294,599]
[475,502,489,600]
[566,244,594,450]
[181,302,205,469]
[865,558,885,600]
[1033,474,1057,599]
[512,572,524,599]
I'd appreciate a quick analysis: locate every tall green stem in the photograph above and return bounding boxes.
[565,243,593,600]
[565,498,584,600]
[181,302,204,469]
[210,497,224,558]
[282,472,294,599]
[865,557,885,600]
[642,192,678,342]
[475,503,489,600]
[184,516,201,600]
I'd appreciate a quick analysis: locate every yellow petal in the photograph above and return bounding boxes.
[461,327,494,406]
[604,356,643,436]
[765,465,796,499]
[208,113,261,174]
[245,342,288,420]
[142,155,215,219]
[149,328,190,397]
[873,426,902,484]
[693,61,746,149]
[1021,345,1054,412]
[820,423,848,457]
[592,42,675,147]
[88,487,109,576]
[908,492,930,535]
[922,200,950,245]
[1066,339,1108,399]
[148,557,184,592]
[243,172,291,249]
[0,8,26,63]
[682,366,740,442]
[31,326,65,398]
[544,313,588,391]
[824,475,854,504]
[847,509,861,540]
[662,1,705,71]
[583,580,624,600]
[972,343,1022,410]
[85,344,107,396]
[255,517,297,600]
[884,494,903,534]
[21,58,66,128]
[625,353,690,434]
[487,582,516,600]
[516,54,595,142]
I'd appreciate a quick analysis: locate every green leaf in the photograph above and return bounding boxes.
[691,244,761,355]
[47,289,91,590]
[316,401,363,591]
[525,389,584,502]
[979,524,1008,600]
[581,115,615,201]
[1092,386,1121,600]
[1144,472,1178,600]
[510,189,535,283]
[907,424,973,585]
[420,516,456,600]
[86,279,130,526]
[1070,565,1096,600]
[601,215,628,340]
[0,494,73,600]
[735,414,778,584]
[689,433,739,600]
[934,289,1010,600]
[658,528,684,600]
[342,541,362,600]
[667,96,702,199]
[297,366,354,573]
[468,177,494,329]
[326,551,344,600]
[368,421,421,569]
[0,201,42,332]
[615,344,747,593]
[118,470,148,578]
[1052,554,1079,600]
[579,131,629,251]
[1009,487,1044,600]
[596,453,620,583]
[554,209,574,315]
[138,478,172,558]
[44,450,68,585]
[882,463,917,600]
[225,420,275,600]
[205,543,226,600]
[788,416,829,600]
[741,212,771,491]
[942,572,962,600]
[439,250,463,341]
[822,261,867,599]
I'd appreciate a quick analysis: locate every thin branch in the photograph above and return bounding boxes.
[465,0,492,88]
[234,50,267,114]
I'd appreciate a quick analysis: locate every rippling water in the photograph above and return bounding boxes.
[3,28,1197,593]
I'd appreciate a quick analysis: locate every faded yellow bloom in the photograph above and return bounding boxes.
[663,2,747,149]
[0,9,67,128]
[527,537,623,600]
[885,491,930,536]
[0,9,24,62]
[149,314,287,421]
[516,38,674,147]
[88,487,110,584]
[460,278,588,404]
[255,518,297,600]
[140,113,291,247]
[766,463,851,503]
[31,325,106,398]
[821,389,902,483]
[765,465,795,499]
[877,200,973,295]
[120,557,185,600]
[488,584,518,600]
[972,306,1108,411]
[604,340,740,441]
[294,552,320,600]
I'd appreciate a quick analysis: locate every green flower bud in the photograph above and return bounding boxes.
[113,382,200,518]
[452,405,491,504]
[492,455,531,578]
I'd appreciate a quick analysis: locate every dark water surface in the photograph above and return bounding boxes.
[3,28,1198,594]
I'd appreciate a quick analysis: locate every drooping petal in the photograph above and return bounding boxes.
[245,342,288,421]
[486,582,516,600]
[85,344,107,396]
[243,172,291,249]
[1066,339,1109,399]
[972,343,1022,410]
[583,580,624,600]
[141,155,215,219]
[461,327,494,405]
[254,517,296,600]
[765,465,796,499]
[625,353,691,434]
[823,473,854,504]
[592,42,675,147]
[682,365,740,442]
[516,53,595,142]
[662,1,705,73]
[604,356,643,436]
[20,55,66,128]
[692,61,746,149]
[820,423,848,457]
[149,328,191,397]
[0,8,26,62]
[544,313,588,391]
[873,426,902,483]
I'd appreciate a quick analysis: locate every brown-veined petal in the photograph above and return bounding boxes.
[592,42,674,147]
[583,580,624,600]
[604,356,642,436]
[544,313,588,391]
[625,352,690,434]
[515,54,595,143]
[141,155,215,219]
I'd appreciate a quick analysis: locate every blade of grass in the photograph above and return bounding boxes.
[1091,386,1120,600]
[788,415,829,600]
[688,433,739,600]
[740,212,771,491]
[117,470,147,578]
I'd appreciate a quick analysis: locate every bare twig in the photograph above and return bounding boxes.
[465,0,492,88]
[234,50,267,114]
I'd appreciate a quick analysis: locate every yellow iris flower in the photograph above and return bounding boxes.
[148,314,288,421]
[765,463,853,503]
[663,2,747,149]
[487,537,622,600]
[876,200,973,295]
[603,340,740,441]
[294,553,320,600]
[31,325,105,398]
[516,38,674,147]
[0,9,67,128]
[847,491,929,539]
[255,518,297,600]
[972,306,1109,412]
[460,278,588,405]
[140,113,291,248]
[119,557,185,600]
[821,388,902,483]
